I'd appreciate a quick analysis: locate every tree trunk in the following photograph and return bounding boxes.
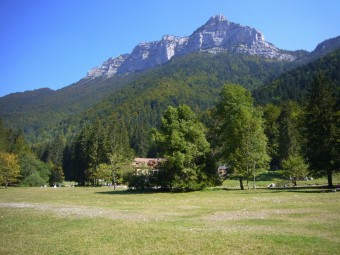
[246,166,250,189]
[239,177,244,190]
[327,169,333,188]
[253,163,256,189]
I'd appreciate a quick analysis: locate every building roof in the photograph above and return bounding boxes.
[133,158,163,168]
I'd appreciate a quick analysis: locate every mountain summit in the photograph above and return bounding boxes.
[86,15,296,80]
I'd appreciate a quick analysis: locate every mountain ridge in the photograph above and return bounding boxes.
[84,15,298,80]
[0,15,339,146]
[2,15,338,98]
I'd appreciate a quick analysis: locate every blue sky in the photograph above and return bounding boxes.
[0,0,339,97]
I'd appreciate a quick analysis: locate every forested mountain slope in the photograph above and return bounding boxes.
[0,73,141,134]
[253,49,340,104]
[41,51,292,154]
[1,39,339,151]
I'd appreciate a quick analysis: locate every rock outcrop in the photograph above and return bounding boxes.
[117,35,188,74]
[85,15,296,80]
[182,15,295,60]
[86,54,129,78]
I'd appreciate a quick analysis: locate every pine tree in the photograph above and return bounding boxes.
[262,104,281,169]
[304,72,339,188]
[278,101,303,162]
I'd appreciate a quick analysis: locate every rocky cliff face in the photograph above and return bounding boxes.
[117,35,188,74]
[177,15,295,60]
[85,15,296,80]
[86,54,129,78]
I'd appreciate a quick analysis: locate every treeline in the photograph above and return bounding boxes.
[1,51,339,190]
[1,72,338,190]
[66,72,339,190]
[65,117,134,186]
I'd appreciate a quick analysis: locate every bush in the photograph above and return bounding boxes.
[21,172,46,187]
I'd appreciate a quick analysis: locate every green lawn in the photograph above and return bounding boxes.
[222,171,340,188]
[0,186,339,254]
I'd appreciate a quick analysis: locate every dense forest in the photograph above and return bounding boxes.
[0,49,339,190]
[253,49,340,104]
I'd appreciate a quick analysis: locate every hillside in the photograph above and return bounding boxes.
[36,52,293,154]
[0,73,141,135]
[253,49,340,104]
[2,46,340,151]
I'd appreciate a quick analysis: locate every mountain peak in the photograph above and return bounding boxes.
[85,15,297,80]
[207,14,226,23]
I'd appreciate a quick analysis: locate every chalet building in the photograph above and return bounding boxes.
[132,158,163,175]
[217,165,228,177]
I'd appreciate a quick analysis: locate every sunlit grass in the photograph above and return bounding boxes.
[222,172,340,188]
[0,186,339,254]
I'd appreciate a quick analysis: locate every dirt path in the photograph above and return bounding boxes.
[0,202,151,221]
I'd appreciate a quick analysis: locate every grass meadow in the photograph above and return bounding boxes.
[0,181,339,254]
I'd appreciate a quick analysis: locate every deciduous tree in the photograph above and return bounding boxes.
[152,105,210,191]
[281,155,309,186]
[0,152,21,188]
[215,84,270,190]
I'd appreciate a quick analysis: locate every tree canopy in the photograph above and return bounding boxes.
[215,84,270,189]
[0,152,21,188]
[152,105,211,191]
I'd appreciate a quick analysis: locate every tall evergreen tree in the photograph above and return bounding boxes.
[0,119,9,152]
[278,101,303,162]
[72,127,90,185]
[262,104,281,169]
[41,135,65,167]
[304,72,339,188]
[71,118,134,185]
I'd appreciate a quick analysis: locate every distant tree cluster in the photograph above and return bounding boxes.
[0,121,54,187]
[69,117,134,186]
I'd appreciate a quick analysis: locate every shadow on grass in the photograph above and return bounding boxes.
[95,185,337,195]
[95,189,169,195]
[215,185,337,194]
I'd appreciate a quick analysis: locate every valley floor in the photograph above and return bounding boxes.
[0,186,339,254]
